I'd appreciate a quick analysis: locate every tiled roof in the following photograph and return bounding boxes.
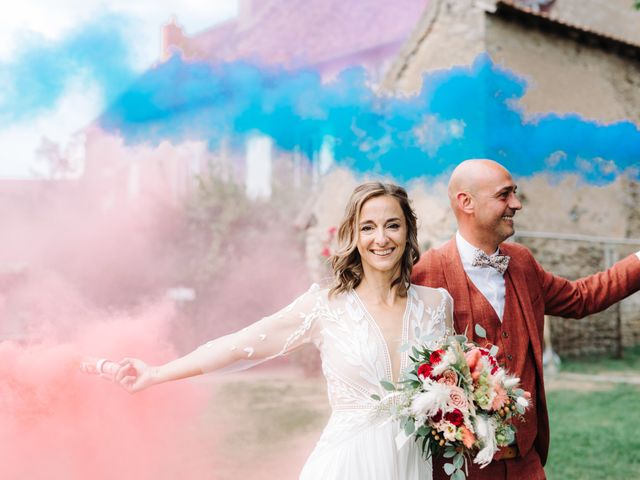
[494,0,640,49]
[181,0,429,67]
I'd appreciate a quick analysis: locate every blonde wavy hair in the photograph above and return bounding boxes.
[329,182,420,298]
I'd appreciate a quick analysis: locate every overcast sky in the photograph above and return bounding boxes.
[0,0,238,178]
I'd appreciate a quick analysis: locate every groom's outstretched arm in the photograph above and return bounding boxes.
[529,249,640,319]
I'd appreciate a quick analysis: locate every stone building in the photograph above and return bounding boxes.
[162,0,427,81]
[376,0,640,357]
[87,0,430,205]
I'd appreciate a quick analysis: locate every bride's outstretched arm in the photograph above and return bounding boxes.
[114,335,244,393]
[111,284,322,393]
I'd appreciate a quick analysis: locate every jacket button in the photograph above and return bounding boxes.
[502,331,509,338]
[507,354,513,361]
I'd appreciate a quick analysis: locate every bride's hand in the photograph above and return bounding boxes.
[115,358,157,393]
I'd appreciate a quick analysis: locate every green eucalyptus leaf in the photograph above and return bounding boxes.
[489,345,499,357]
[404,417,415,436]
[443,449,456,458]
[370,394,381,401]
[475,324,487,339]
[454,454,464,469]
[452,469,466,480]
[380,380,396,391]
[443,463,456,476]
[398,343,411,352]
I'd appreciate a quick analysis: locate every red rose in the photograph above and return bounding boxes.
[417,363,433,379]
[444,409,464,427]
[432,410,443,423]
[429,349,445,365]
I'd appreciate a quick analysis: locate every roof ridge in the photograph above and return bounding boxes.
[495,0,640,49]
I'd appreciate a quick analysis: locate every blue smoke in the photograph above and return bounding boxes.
[100,54,640,184]
[0,15,138,126]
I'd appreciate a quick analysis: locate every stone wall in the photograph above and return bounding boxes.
[513,175,640,357]
[518,237,640,357]
[306,170,640,358]
[484,13,640,124]
[376,1,640,357]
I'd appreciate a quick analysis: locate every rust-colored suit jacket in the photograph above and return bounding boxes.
[411,239,640,465]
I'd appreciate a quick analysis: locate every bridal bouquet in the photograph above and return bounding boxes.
[374,326,530,480]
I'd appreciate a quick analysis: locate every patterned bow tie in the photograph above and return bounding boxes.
[472,250,510,275]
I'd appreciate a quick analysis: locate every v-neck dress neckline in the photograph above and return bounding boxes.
[350,287,413,384]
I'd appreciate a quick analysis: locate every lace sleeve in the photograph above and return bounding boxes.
[439,288,455,336]
[193,284,323,374]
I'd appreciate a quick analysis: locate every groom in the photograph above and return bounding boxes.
[412,159,640,479]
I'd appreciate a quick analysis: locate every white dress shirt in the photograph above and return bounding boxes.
[456,231,507,321]
[455,235,640,321]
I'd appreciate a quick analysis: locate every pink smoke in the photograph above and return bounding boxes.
[0,304,215,480]
[0,142,315,479]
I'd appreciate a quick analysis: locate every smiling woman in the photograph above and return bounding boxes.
[358,196,407,273]
[329,182,421,299]
[87,181,454,480]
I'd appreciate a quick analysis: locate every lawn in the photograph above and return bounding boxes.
[545,347,640,479]
[559,345,640,375]
[546,384,640,480]
[198,356,640,479]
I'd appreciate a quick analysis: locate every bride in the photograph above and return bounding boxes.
[110,181,453,479]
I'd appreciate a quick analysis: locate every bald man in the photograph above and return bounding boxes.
[412,159,640,480]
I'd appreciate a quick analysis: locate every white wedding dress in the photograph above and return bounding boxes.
[194,284,453,480]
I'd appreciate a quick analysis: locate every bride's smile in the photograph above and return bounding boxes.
[357,195,407,275]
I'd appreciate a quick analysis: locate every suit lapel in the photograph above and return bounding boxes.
[502,244,544,371]
[440,239,475,336]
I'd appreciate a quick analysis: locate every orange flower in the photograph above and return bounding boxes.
[491,385,508,411]
[460,426,476,449]
[465,349,483,381]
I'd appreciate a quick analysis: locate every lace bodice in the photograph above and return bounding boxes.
[195,284,453,411]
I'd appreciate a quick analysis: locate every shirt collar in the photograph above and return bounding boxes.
[455,231,500,268]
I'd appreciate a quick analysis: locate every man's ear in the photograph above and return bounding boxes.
[456,191,474,214]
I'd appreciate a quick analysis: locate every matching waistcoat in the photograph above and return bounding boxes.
[464,271,539,457]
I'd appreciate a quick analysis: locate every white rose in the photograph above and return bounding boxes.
[443,424,457,442]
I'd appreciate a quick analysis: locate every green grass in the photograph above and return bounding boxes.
[559,345,640,374]
[205,373,640,479]
[546,385,640,480]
